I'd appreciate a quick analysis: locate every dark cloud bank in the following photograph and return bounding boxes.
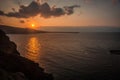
[0,1,80,18]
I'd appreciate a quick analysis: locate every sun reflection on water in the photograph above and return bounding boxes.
[26,37,41,62]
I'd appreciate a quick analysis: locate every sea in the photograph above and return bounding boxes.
[8,32,120,80]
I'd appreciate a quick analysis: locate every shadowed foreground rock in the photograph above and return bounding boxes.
[0,29,20,55]
[110,50,120,55]
[0,29,53,80]
[0,69,28,80]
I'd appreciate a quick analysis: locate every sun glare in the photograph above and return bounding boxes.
[31,23,36,29]
[32,24,35,27]
[27,20,39,29]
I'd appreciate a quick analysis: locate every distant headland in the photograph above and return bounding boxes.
[0,25,79,34]
[0,25,46,34]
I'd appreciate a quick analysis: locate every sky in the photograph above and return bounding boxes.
[0,0,120,29]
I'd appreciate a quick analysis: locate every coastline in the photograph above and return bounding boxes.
[0,29,54,80]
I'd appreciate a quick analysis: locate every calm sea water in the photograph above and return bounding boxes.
[8,32,120,80]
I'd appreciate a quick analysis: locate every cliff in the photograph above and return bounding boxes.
[0,29,54,80]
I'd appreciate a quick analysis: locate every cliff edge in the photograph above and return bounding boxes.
[0,29,54,80]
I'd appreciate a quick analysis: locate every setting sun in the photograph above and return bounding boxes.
[31,24,35,27]
[30,23,37,29]
[27,20,39,29]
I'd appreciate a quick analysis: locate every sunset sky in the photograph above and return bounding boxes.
[0,0,120,29]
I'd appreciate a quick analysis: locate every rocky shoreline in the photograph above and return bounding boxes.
[0,29,54,80]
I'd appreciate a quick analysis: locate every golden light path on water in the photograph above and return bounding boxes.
[26,37,41,63]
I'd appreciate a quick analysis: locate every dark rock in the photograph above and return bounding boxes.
[110,50,120,55]
[0,51,53,80]
[0,68,28,80]
[0,29,54,80]
[0,29,20,55]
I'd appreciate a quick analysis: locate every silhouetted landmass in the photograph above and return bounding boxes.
[0,25,80,34]
[0,29,54,80]
[0,25,46,34]
[110,50,120,55]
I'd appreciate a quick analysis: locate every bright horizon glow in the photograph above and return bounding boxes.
[32,24,35,27]
[0,0,120,28]
[30,23,36,29]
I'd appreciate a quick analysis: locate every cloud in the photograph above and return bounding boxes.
[64,5,80,15]
[20,20,25,23]
[0,19,3,24]
[12,8,16,12]
[112,0,120,4]
[0,1,80,18]
[0,10,5,15]
[40,3,65,18]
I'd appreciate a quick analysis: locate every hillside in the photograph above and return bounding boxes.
[0,25,46,34]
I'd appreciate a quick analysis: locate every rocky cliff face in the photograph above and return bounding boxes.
[0,29,54,80]
[0,69,28,80]
[0,29,20,55]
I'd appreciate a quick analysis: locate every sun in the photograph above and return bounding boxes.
[28,20,39,29]
[31,23,35,29]
[31,24,35,27]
